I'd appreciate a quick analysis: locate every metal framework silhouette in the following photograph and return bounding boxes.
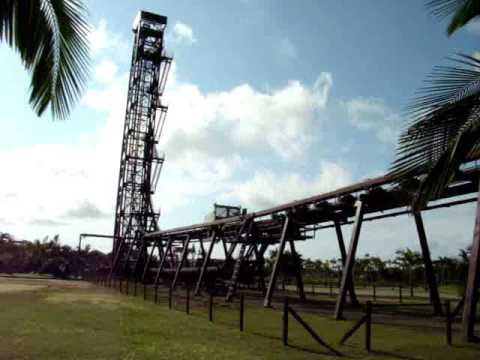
[109,11,171,280]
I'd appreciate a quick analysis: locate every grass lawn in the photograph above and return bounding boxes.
[0,278,479,360]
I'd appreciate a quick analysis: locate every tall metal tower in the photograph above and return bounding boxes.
[110,11,171,278]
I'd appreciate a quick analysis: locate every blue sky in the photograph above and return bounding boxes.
[0,0,479,260]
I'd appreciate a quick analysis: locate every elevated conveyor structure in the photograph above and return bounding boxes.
[142,163,480,323]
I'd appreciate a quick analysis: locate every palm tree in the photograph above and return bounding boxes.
[390,4,480,339]
[390,1,480,210]
[428,0,480,36]
[0,0,90,119]
[394,248,423,295]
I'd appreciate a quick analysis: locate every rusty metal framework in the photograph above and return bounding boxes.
[110,11,171,280]
[93,9,479,342]
[139,163,480,338]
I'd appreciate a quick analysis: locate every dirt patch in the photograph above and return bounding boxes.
[0,283,46,293]
[45,291,141,311]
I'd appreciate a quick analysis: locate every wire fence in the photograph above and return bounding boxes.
[92,276,466,356]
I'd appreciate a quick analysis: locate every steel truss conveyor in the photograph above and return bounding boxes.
[141,163,480,317]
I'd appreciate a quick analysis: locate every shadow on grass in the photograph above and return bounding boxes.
[370,350,423,360]
[287,343,344,357]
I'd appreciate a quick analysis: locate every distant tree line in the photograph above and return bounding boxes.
[0,233,110,279]
[267,246,471,293]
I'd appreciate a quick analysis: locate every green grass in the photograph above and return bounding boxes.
[0,280,479,359]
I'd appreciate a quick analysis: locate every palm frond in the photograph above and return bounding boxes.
[390,54,480,178]
[412,108,480,210]
[427,0,480,35]
[390,54,480,209]
[0,0,90,119]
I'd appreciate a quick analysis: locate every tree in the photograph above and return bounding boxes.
[390,1,480,210]
[266,249,304,286]
[394,248,423,293]
[0,0,90,119]
[428,0,480,36]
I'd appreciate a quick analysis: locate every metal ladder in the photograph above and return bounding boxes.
[225,242,247,301]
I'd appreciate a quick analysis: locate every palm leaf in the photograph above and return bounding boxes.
[0,0,90,119]
[390,54,480,209]
[427,0,480,35]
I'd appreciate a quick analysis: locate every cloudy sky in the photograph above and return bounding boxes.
[0,0,479,260]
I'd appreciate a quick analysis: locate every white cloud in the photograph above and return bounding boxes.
[163,67,333,160]
[221,161,352,210]
[88,19,109,55]
[88,19,123,56]
[346,97,401,144]
[279,37,298,59]
[63,200,109,219]
[466,18,480,36]
[172,22,197,44]
[93,59,118,83]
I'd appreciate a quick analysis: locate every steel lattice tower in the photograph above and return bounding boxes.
[110,11,171,279]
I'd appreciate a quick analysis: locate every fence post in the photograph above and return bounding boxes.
[168,287,173,309]
[209,294,213,322]
[186,287,190,315]
[446,300,452,345]
[126,279,130,295]
[240,294,245,332]
[399,285,402,303]
[373,284,376,301]
[143,283,147,301]
[283,297,289,346]
[154,286,158,304]
[410,283,414,298]
[329,282,333,297]
[134,279,138,297]
[366,301,372,352]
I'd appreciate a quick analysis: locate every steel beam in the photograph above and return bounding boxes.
[334,220,359,306]
[334,201,365,320]
[462,187,480,342]
[264,215,290,307]
[171,235,191,290]
[141,239,158,282]
[289,239,306,301]
[413,212,443,315]
[194,229,217,295]
[225,217,254,301]
[154,236,173,286]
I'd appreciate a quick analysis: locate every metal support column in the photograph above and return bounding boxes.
[194,229,217,295]
[334,201,365,320]
[264,215,290,307]
[289,239,306,301]
[171,235,191,290]
[154,237,173,286]
[334,220,359,306]
[141,239,158,282]
[413,212,443,315]
[462,185,480,342]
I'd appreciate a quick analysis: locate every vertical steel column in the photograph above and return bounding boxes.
[413,212,443,315]
[141,239,158,282]
[462,185,480,341]
[289,239,306,301]
[194,229,217,295]
[154,237,173,286]
[171,235,191,290]
[334,220,359,306]
[334,201,365,320]
[264,215,290,307]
